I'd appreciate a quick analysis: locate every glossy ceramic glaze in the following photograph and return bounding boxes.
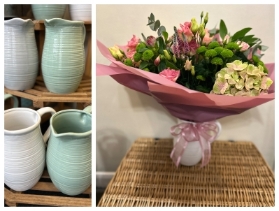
[173,120,222,166]
[46,109,92,196]
[69,4,92,21]
[42,18,86,94]
[4,107,56,191]
[31,4,66,20]
[4,18,38,91]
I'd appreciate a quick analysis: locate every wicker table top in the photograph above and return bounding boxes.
[98,138,274,207]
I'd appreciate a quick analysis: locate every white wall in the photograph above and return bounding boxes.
[96,4,275,172]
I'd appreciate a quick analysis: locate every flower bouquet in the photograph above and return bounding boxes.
[97,11,275,167]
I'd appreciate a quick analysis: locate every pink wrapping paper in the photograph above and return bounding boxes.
[97,40,275,122]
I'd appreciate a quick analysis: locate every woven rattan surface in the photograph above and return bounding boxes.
[98,138,274,207]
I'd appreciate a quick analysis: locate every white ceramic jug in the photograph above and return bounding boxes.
[4,107,56,191]
[4,18,39,91]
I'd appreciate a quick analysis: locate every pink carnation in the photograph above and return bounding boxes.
[159,68,180,82]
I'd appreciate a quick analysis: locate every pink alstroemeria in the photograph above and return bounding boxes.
[146,36,156,46]
[178,22,194,41]
[125,35,140,59]
[202,29,214,45]
[159,68,180,82]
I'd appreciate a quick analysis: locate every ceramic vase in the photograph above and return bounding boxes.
[31,4,66,20]
[172,119,222,166]
[4,18,38,91]
[69,4,92,21]
[42,18,86,94]
[46,109,92,196]
[4,107,56,191]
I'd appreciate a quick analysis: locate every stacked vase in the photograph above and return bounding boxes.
[42,18,86,94]
[4,18,38,91]
[69,4,92,21]
[31,4,66,20]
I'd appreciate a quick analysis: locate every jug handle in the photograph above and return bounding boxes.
[4,93,18,108]
[36,107,56,144]
[82,24,86,43]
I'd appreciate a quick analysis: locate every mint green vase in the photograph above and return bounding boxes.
[46,109,91,196]
[31,4,66,20]
[42,18,86,94]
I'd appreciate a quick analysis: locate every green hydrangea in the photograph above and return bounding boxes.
[220,49,233,58]
[142,49,154,61]
[208,41,220,49]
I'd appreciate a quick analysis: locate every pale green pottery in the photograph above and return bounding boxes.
[31,4,66,20]
[42,18,86,94]
[46,109,91,196]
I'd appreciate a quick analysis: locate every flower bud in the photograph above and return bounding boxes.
[200,11,204,19]
[198,24,206,39]
[191,66,195,76]
[172,55,177,63]
[154,55,160,66]
[108,45,124,60]
[146,36,156,46]
[184,59,192,71]
[204,12,208,25]
[163,50,171,60]
[191,18,199,34]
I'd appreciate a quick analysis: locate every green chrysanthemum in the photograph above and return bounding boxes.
[205,49,217,58]
[142,49,154,61]
[211,57,223,65]
[220,49,233,58]
[208,41,220,49]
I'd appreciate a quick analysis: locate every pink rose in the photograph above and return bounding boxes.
[202,29,214,45]
[237,41,249,52]
[159,68,180,82]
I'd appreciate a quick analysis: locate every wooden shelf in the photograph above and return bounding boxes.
[5,169,91,207]
[33,20,91,31]
[4,76,91,109]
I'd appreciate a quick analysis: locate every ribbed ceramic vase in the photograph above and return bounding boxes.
[4,107,56,191]
[31,4,66,20]
[69,4,91,21]
[42,18,86,94]
[46,109,92,196]
[4,18,38,91]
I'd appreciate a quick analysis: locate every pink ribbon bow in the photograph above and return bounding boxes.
[170,121,220,167]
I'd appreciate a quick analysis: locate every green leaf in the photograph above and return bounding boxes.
[154,20,160,31]
[157,37,165,54]
[161,31,168,42]
[158,26,166,36]
[147,21,154,26]
[158,61,166,72]
[138,47,149,53]
[231,27,252,41]
[149,13,155,21]
[260,45,268,51]
[139,61,150,70]
[166,60,179,70]
[219,19,228,40]
[141,33,147,42]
